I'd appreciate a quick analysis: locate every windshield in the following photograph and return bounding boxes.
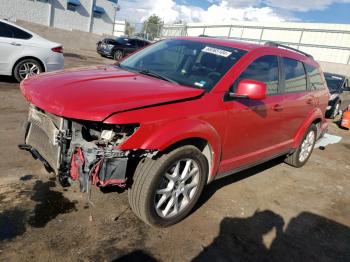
[119,39,247,92]
[325,73,345,91]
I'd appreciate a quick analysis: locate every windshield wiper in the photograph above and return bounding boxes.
[138,69,179,85]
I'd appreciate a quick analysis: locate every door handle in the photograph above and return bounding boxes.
[272,104,284,112]
[10,42,21,46]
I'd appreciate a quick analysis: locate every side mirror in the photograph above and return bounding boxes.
[229,79,267,100]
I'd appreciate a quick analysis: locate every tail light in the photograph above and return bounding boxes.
[51,46,63,53]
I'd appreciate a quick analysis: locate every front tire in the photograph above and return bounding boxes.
[113,50,123,61]
[331,102,341,119]
[285,124,317,168]
[13,59,43,82]
[128,145,208,227]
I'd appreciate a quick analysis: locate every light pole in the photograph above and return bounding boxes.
[112,3,121,36]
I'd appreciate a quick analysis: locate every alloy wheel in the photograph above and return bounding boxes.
[18,62,41,80]
[114,50,123,61]
[154,158,200,218]
[299,130,315,162]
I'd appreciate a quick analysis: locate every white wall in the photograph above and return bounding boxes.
[113,20,125,36]
[52,0,92,32]
[0,0,121,35]
[163,21,350,65]
[92,0,114,35]
[0,0,50,25]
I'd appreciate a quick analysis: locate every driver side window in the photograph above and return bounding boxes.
[234,55,280,95]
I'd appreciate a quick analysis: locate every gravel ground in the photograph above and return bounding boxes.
[0,50,349,262]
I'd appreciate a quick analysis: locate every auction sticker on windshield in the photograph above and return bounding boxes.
[202,46,232,57]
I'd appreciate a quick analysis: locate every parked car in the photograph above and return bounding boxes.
[97,37,150,61]
[324,72,350,118]
[0,19,64,82]
[19,38,329,227]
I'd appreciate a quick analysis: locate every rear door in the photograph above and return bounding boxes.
[222,55,291,171]
[124,39,138,55]
[0,21,20,74]
[304,63,329,113]
[0,21,32,75]
[340,78,350,109]
[280,57,311,140]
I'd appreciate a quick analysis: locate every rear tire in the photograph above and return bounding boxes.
[128,145,208,227]
[285,124,317,168]
[13,58,43,82]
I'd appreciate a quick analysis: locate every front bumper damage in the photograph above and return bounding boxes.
[19,105,152,191]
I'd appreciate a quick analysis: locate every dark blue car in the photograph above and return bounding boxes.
[97,37,150,61]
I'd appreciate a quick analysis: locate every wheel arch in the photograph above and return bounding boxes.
[159,137,215,183]
[12,56,46,76]
[119,119,222,183]
[292,108,324,148]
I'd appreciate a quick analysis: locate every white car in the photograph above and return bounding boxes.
[0,19,64,82]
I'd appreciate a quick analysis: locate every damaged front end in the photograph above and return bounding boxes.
[19,105,151,191]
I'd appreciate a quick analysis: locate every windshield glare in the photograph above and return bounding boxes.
[120,39,247,91]
[325,74,344,91]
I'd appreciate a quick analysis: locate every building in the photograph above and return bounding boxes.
[162,21,350,66]
[0,0,120,35]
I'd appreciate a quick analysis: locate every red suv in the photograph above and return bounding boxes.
[20,37,329,227]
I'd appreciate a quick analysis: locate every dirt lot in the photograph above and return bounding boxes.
[0,50,349,262]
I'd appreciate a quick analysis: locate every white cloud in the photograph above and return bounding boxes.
[117,0,285,24]
[116,0,350,24]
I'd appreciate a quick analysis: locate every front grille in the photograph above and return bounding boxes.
[25,106,62,173]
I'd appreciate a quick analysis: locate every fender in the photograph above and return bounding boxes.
[118,118,222,181]
[292,108,324,148]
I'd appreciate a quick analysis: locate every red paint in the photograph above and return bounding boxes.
[21,37,329,181]
[235,79,267,100]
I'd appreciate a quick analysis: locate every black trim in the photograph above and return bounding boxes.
[214,150,292,181]
[18,144,54,173]
[265,41,314,59]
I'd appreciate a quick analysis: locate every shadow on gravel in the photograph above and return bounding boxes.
[64,53,86,60]
[193,210,350,262]
[113,250,158,262]
[28,180,77,228]
[0,208,27,241]
[19,175,33,181]
[0,75,17,83]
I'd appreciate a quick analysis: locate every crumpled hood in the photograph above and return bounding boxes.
[20,65,204,121]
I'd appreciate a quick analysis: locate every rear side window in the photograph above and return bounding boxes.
[0,22,32,39]
[0,21,14,38]
[8,24,32,39]
[237,55,279,95]
[282,58,307,93]
[305,64,325,90]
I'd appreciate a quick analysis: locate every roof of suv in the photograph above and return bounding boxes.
[175,36,318,66]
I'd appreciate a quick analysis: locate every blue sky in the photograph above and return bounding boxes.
[176,0,350,24]
[295,2,350,24]
[118,0,350,24]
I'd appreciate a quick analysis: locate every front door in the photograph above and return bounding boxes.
[221,55,291,173]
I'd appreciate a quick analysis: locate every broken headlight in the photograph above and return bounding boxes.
[99,124,139,144]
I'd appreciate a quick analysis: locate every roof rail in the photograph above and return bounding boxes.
[264,41,314,59]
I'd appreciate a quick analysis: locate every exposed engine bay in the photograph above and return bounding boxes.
[19,105,154,192]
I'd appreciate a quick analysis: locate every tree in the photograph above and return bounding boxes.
[142,14,163,40]
[125,21,135,36]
